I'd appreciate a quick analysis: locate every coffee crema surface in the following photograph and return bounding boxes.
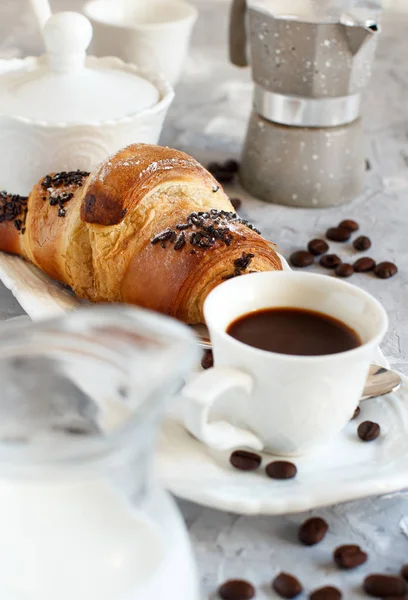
[226,308,361,356]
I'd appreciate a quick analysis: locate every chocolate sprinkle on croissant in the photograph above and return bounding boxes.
[41,170,90,218]
[151,210,261,251]
[234,252,255,271]
[41,170,90,191]
[151,228,175,246]
[174,232,186,250]
[222,252,255,280]
[0,191,28,232]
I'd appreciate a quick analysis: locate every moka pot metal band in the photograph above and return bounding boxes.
[254,85,362,128]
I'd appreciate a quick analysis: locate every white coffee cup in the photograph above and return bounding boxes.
[83,0,198,86]
[182,272,388,456]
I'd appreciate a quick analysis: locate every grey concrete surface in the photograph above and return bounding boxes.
[0,1,408,597]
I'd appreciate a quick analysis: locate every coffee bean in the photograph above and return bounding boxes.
[272,572,303,599]
[352,406,361,420]
[358,420,380,442]
[320,254,342,269]
[353,236,372,251]
[230,450,262,471]
[230,197,242,211]
[339,219,359,232]
[266,461,297,480]
[310,586,342,600]
[363,574,406,597]
[224,159,240,173]
[326,227,352,242]
[290,251,314,268]
[208,162,221,174]
[298,517,328,546]
[308,239,329,256]
[374,261,398,279]
[366,159,372,170]
[214,170,235,184]
[208,160,238,183]
[201,349,214,370]
[335,263,354,278]
[334,544,368,569]
[218,579,255,600]
[353,257,376,273]
[401,564,408,581]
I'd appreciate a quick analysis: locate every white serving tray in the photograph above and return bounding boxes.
[0,252,80,319]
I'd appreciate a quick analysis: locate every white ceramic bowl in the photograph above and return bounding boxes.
[0,55,174,196]
[83,0,198,86]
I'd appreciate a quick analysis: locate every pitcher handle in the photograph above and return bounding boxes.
[0,58,28,75]
[229,0,249,67]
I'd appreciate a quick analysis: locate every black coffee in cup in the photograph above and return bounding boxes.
[226,308,361,356]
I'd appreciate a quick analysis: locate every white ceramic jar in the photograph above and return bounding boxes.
[0,12,174,196]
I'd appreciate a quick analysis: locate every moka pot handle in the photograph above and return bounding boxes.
[229,0,249,67]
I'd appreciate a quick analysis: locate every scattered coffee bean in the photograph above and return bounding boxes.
[230,197,242,211]
[335,263,354,278]
[401,564,408,581]
[366,159,372,170]
[310,586,342,600]
[320,254,342,269]
[208,162,220,174]
[53,424,91,436]
[214,171,235,184]
[208,160,239,183]
[201,349,214,370]
[358,420,380,442]
[230,450,262,471]
[353,257,376,273]
[308,239,329,256]
[298,517,329,546]
[218,579,255,599]
[363,574,406,597]
[224,159,240,173]
[326,227,352,242]
[272,572,303,599]
[339,219,359,232]
[290,251,314,268]
[334,545,368,569]
[374,261,398,279]
[353,235,372,251]
[266,461,297,480]
[352,406,361,420]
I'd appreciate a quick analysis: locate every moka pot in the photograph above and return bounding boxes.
[230,0,380,207]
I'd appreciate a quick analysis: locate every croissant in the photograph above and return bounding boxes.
[0,143,282,324]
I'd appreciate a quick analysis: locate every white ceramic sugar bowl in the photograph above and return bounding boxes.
[0,12,174,195]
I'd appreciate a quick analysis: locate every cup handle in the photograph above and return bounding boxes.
[181,367,264,451]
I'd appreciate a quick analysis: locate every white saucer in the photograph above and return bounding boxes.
[157,375,408,515]
[1,251,402,516]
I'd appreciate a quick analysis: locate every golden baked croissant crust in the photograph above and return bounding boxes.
[0,144,282,323]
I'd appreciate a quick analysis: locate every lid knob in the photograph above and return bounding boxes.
[44,11,93,74]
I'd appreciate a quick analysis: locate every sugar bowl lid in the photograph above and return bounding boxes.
[0,12,161,124]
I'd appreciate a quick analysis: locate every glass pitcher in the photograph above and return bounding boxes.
[0,306,200,600]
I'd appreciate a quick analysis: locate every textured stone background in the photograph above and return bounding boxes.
[0,1,408,598]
